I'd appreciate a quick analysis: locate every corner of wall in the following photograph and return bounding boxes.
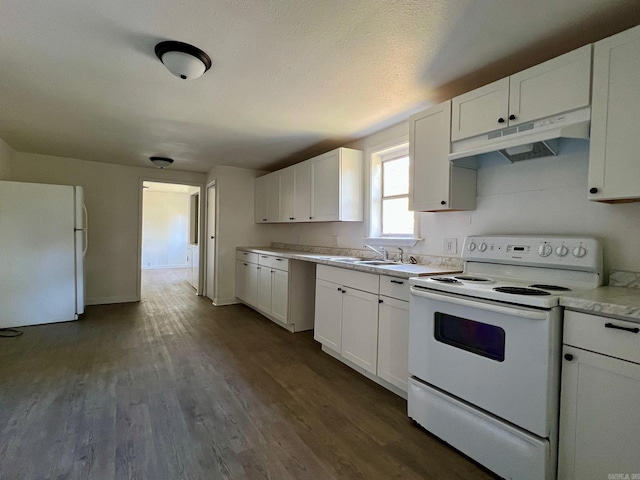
[0,137,16,179]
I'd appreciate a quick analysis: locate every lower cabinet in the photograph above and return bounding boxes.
[235,250,314,332]
[377,295,410,392]
[558,311,640,479]
[314,266,410,395]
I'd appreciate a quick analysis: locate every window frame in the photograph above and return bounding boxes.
[367,136,420,244]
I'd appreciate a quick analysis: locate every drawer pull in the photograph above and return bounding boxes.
[275,258,283,261]
[261,255,268,258]
[605,322,639,334]
[564,353,574,361]
[390,280,404,284]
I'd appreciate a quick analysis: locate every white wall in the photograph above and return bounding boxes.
[264,123,640,279]
[0,137,15,177]
[206,165,271,305]
[142,190,190,269]
[1,152,205,304]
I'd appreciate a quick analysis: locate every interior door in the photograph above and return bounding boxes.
[206,183,216,301]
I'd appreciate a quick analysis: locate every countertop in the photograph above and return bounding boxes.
[560,286,640,323]
[237,246,461,279]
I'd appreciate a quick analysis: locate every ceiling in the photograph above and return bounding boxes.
[1,1,639,174]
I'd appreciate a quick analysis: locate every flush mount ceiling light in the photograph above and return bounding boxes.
[149,156,174,168]
[154,40,212,80]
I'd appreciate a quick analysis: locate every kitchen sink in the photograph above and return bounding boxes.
[354,260,398,265]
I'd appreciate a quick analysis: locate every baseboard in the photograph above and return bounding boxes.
[141,264,189,270]
[86,295,140,305]
[212,297,241,306]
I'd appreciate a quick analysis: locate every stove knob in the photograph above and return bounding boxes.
[537,243,552,257]
[468,241,477,251]
[573,245,587,258]
[478,242,488,252]
[555,245,569,257]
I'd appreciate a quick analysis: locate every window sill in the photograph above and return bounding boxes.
[363,237,422,247]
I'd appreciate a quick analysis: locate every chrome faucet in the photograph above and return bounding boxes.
[364,244,388,260]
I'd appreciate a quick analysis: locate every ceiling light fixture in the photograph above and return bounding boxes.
[149,156,174,168]
[154,40,212,80]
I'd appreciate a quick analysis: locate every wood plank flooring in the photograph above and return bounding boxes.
[0,268,496,479]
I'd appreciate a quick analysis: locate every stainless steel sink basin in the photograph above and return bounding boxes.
[354,260,398,265]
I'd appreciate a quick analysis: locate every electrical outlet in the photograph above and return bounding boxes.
[444,238,457,254]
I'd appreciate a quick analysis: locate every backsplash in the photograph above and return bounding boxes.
[609,271,640,288]
[270,242,464,269]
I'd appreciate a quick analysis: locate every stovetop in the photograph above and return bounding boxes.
[410,235,603,309]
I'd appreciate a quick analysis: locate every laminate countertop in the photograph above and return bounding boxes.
[560,287,640,323]
[237,247,461,279]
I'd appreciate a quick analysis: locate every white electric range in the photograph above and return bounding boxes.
[407,235,602,480]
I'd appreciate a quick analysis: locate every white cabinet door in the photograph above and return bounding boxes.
[310,150,340,221]
[558,346,640,479]
[588,25,640,202]
[409,100,476,212]
[191,246,199,290]
[235,259,258,306]
[266,173,280,223]
[279,166,295,222]
[256,266,272,314]
[293,161,311,222]
[451,78,509,141]
[377,296,409,392]
[508,45,591,126]
[280,162,311,222]
[254,175,269,223]
[314,278,343,352]
[340,287,379,374]
[271,269,289,324]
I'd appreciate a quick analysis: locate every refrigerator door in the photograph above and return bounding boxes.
[0,181,78,328]
[74,186,86,314]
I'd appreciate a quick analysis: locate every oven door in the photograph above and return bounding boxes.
[409,286,561,438]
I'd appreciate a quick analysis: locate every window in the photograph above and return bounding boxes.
[369,139,416,240]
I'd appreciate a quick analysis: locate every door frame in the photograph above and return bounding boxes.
[137,178,205,300]
[204,180,217,303]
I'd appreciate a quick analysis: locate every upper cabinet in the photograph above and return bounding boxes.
[451,45,592,142]
[409,100,476,212]
[588,25,640,203]
[310,148,363,222]
[254,147,363,223]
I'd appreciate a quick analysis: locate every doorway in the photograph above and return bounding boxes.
[139,181,202,298]
[205,182,216,302]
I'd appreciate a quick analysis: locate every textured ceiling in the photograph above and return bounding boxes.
[0,0,639,173]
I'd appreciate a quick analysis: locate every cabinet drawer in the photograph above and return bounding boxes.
[236,250,258,263]
[258,254,289,271]
[564,310,640,363]
[379,275,410,301]
[316,265,378,293]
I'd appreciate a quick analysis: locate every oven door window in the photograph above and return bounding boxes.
[434,313,505,362]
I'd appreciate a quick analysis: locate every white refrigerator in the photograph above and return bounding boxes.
[0,180,87,329]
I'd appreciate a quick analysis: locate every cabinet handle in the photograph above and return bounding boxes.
[378,299,383,304]
[341,289,346,294]
[564,353,574,361]
[605,322,639,334]
[262,218,267,221]
[275,258,283,261]
[243,262,248,266]
[257,266,261,269]
[498,117,505,123]
[390,280,404,284]
[509,114,516,120]
[440,200,446,205]
[271,270,274,273]
[261,256,268,258]
[337,287,342,292]
[589,187,599,194]
[243,252,248,255]
[309,216,313,220]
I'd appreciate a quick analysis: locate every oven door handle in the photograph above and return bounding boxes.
[410,287,549,320]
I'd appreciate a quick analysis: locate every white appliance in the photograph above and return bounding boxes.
[0,180,87,328]
[408,235,602,480]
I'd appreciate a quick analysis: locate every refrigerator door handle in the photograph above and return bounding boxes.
[82,204,88,256]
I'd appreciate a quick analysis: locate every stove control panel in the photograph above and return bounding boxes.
[462,235,602,272]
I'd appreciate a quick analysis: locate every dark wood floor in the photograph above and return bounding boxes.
[0,268,496,479]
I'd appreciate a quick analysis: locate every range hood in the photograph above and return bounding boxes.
[449,107,591,167]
